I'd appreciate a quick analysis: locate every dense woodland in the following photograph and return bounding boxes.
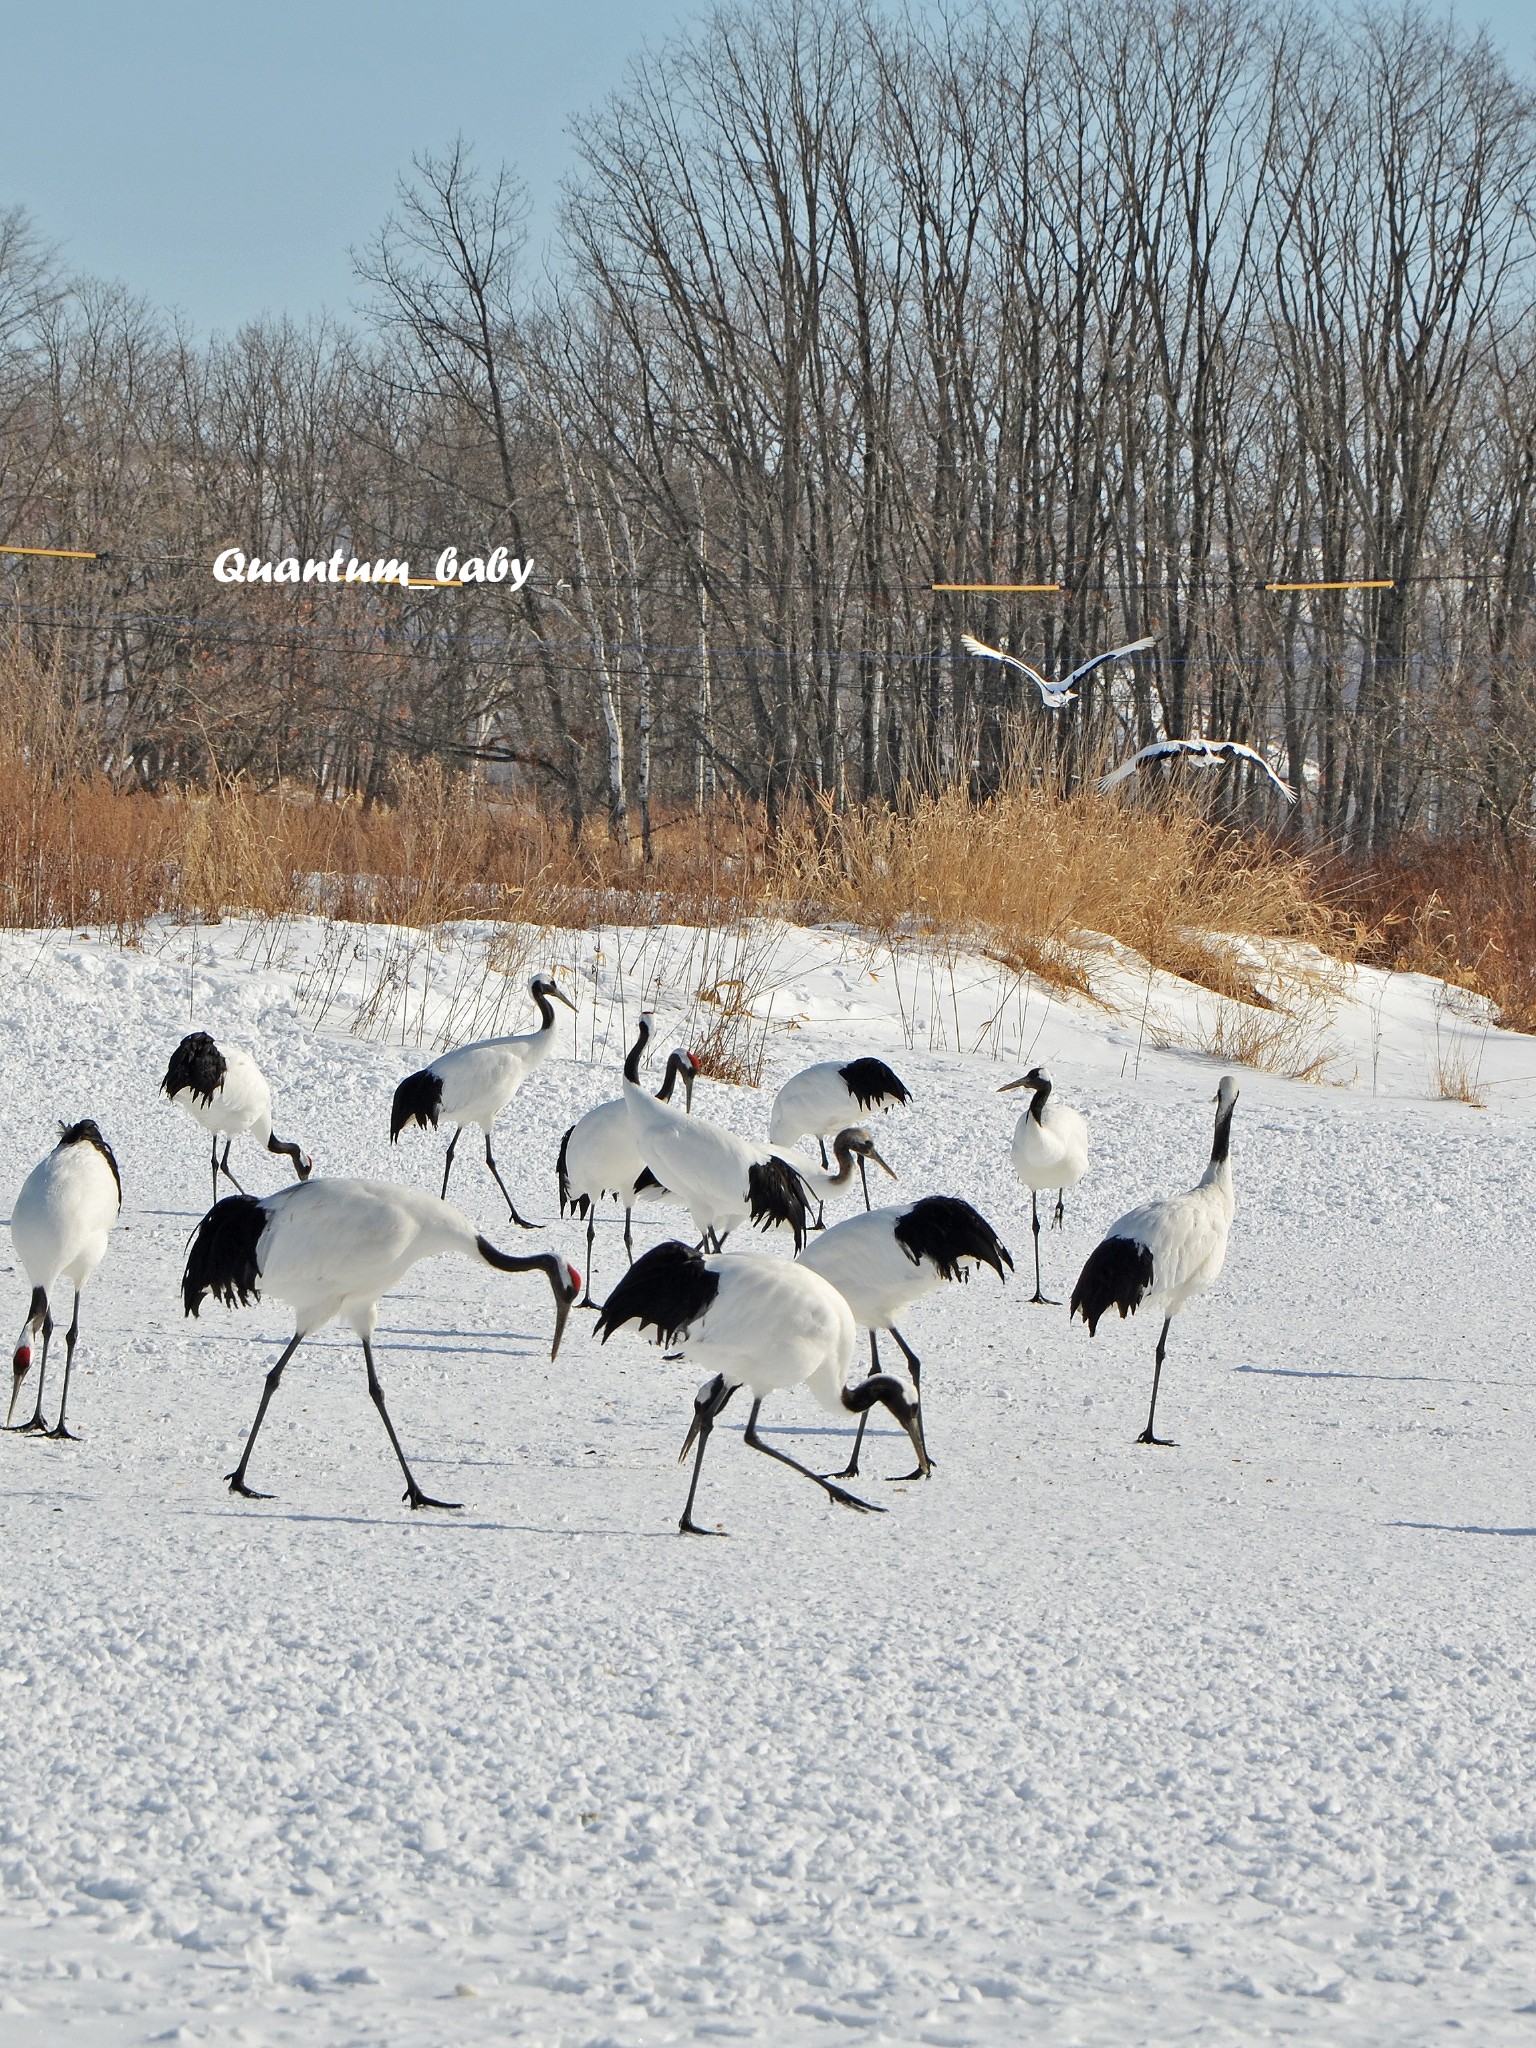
[0,0,1533,853]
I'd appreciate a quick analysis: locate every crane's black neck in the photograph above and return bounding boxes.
[824,1132,862,1187]
[624,1013,654,1084]
[656,1050,691,1105]
[1028,1074,1053,1124]
[531,982,557,1031]
[1210,1097,1235,1165]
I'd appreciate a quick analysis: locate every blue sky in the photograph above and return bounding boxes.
[1,0,1531,336]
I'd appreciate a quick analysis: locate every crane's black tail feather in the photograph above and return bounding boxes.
[1070,1235,1155,1335]
[892,1195,1013,1284]
[747,1156,812,1251]
[390,1067,443,1140]
[595,1240,720,1348]
[183,1195,266,1315]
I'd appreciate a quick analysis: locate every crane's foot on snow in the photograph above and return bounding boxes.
[1135,1430,1176,1447]
[1028,1291,1059,1306]
[678,1515,728,1536]
[404,1487,462,1511]
[889,1464,933,1483]
[44,1422,78,1441]
[225,1473,274,1499]
[825,1483,884,1514]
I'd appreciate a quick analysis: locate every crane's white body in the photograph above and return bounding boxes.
[1011,1093,1089,1195]
[245,1179,521,1336]
[643,1254,859,1413]
[13,1138,119,1300]
[9,1122,123,1436]
[622,1080,803,1242]
[797,1204,948,1329]
[426,1023,559,1130]
[768,1060,906,1147]
[562,1098,646,1211]
[167,1045,275,1143]
[1099,739,1296,802]
[1099,1168,1234,1321]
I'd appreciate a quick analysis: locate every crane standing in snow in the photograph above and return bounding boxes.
[769,1057,910,1169]
[595,1240,929,1534]
[161,1033,312,1209]
[8,1120,122,1440]
[183,1179,581,1508]
[999,1066,1089,1303]
[1070,1076,1239,1445]
[798,1195,1012,1479]
[558,1009,698,1305]
[622,1062,815,1252]
[391,972,576,1226]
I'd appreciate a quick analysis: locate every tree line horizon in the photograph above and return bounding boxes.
[0,0,1532,856]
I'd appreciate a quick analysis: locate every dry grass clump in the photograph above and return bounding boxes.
[1334,839,1536,1036]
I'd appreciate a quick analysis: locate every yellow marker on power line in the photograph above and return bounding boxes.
[1264,578,1395,592]
[932,582,1063,593]
[406,578,464,588]
[0,543,98,560]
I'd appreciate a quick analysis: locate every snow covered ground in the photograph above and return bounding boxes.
[2,913,1535,2045]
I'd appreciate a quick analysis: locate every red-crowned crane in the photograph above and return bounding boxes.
[8,1120,122,1440]
[557,1008,698,1305]
[769,1057,910,1168]
[798,1195,1012,1479]
[622,1067,814,1252]
[1070,1076,1239,1446]
[960,630,1158,709]
[390,972,576,1226]
[595,1240,928,1534]
[182,1179,580,1508]
[999,1065,1089,1303]
[161,1034,312,1208]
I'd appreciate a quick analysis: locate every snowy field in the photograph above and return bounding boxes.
[2,913,1535,2045]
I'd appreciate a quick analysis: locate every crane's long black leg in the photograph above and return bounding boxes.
[210,1136,220,1211]
[818,1138,829,1170]
[1029,1192,1057,1305]
[225,1332,304,1498]
[676,1373,736,1535]
[744,1398,884,1514]
[832,1329,881,1478]
[218,1139,246,1195]
[440,1127,461,1201]
[858,1156,870,1211]
[10,1292,51,1432]
[888,1326,933,1479]
[1053,1191,1066,1228]
[484,1133,539,1229]
[44,1291,82,1440]
[362,1336,460,1510]
[1137,1318,1176,1446]
[578,1213,599,1309]
[623,1205,634,1265]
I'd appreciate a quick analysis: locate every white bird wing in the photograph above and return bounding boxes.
[1099,737,1296,802]
[1061,636,1158,692]
[959,633,1055,698]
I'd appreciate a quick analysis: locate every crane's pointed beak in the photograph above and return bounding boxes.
[552,984,578,1012]
[868,1146,897,1179]
[549,1261,579,1359]
[8,1349,30,1427]
[998,1076,1030,1093]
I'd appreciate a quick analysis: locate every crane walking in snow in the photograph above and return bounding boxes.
[1070,1076,1239,1446]
[391,972,576,1226]
[558,1008,698,1305]
[1000,1066,1089,1303]
[595,1240,928,1534]
[182,1179,581,1508]
[769,1057,910,1168]
[798,1195,1012,1479]
[623,1062,815,1252]
[161,1033,312,1209]
[8,1120,122,1440]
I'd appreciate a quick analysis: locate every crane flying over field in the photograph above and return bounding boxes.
[1099,738,1296,802]
[959,631,1158,708]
